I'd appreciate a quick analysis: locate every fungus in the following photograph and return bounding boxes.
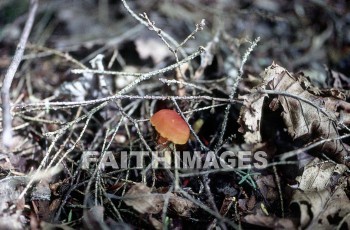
[150,109,190,145]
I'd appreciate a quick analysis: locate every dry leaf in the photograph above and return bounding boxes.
[307,180,350,229]
[238,92,266,143]
[0,176,28,229]
[123,183,197,217]
[238,62,350,166]
[290,178,350,229]
[243,214,297,229]
[255,175,278,203]
[290,158,349,229]
[149,216,163,230]
[169,195,196,217]
[296,158,347,191]
[123,183,163,214]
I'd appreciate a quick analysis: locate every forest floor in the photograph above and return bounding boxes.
[1,0,350,229]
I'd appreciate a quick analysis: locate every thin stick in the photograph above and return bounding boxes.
[159,78,212,94]
[279,133,350,161]
[1,0,38,148]
[273,164,284,218]
[215,37,260,151]
[179,189,238,229]
[172,98,209,151]
[121,0,187,58]
[15,94,240,110]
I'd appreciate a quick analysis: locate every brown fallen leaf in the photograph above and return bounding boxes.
[219,196,235,217]
[255,175,278,204]
[296,158,347,191]
[123,183,197,217]
[169,195,196,217]
[123,183,164,214]
[290,177,350,229]
[0,176,28,229]
[238,62,350,166]
[243,214,297,229]
[289,158,350,229]
[149,216,163,230]
[238,91,266,143]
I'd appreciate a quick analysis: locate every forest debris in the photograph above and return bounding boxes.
[84,206,104,228]
[290,159,349,228]
[238,92,266,143]
[124,183,196,216]
[135,38,172,64]
[255,175,278,203]
[307,180,350,229]
[194,31,220,79]
[82,206,132,230]
[238,62,350,166]
[219,196,235,216]
[246,195,257,211]
[296,158,347,191]
[123,183,164,214]
[0,176,28,229]
[149,216,163,230]
[292,190,326,225]
[243,214,296,229]
[169,195,196,217]
[290,178,350,229]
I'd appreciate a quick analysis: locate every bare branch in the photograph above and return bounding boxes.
[215,37,260,151]
[1,0,38,149]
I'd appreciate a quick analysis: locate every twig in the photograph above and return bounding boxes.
[50,114,92,169]
[71,47,203,78]
[202,174,222,223]
[161,186,173,229]
[178,161,298,177]
[1,0,38,148]
[179,189,238,229]
[177,19,206,49]
[278,133,350,161]
[139,12,175,53]
[26,44,88,69]
[159,78,212,94]
[121,0,204,93]
[273,164,284,218]
[121,0,187,58]
[215,37,260,151]
[259,89,350,134]
[172,98,209,151]
[15,95,241,110]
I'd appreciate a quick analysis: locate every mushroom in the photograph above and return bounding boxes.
[150,109,190,145]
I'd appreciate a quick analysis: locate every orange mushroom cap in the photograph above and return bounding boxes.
[150,109,190,145]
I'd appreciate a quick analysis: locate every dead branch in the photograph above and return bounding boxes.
[1,0,38,149]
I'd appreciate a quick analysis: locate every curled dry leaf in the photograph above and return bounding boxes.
[238,92,266,143]
[290,158,349,229]
[238,62,350,166]
[290,178,350,229]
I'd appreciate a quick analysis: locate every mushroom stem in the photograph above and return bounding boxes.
[155,136,171,151]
